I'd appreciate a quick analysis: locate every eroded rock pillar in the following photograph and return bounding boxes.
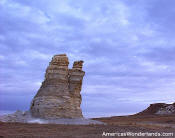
[30,54,85,119]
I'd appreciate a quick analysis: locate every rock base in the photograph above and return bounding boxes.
[0,110,105,125]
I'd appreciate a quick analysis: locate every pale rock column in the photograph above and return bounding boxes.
[68,61,85,117]
[30,54,85,119]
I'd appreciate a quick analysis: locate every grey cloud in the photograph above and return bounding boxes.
[1,0,175,117]
[146,0,175,32]
[140,47,175,64]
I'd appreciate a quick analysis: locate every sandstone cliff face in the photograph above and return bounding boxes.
[30,54,85,119]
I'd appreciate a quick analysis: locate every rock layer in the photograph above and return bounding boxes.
[137,103,175,115]
[30,54,85,119]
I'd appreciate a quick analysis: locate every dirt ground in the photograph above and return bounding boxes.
[0,115,175,138]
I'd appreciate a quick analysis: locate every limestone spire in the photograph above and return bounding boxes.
[30,54,85,119]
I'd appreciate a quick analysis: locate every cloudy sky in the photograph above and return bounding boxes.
[1,0,175,118]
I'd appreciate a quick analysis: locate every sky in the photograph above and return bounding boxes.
[1,0,175,118]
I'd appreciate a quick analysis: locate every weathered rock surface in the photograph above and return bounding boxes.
[30,54,85,119]
[0,110,104,125]
[137,103,175,115]
[0,110,31,123]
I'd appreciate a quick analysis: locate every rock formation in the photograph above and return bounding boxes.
[30,54,85,119]
[137,103,175,115]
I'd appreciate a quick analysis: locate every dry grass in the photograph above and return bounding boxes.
[0,114,175,138]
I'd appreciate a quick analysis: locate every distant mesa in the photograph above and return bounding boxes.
[136,103,175,115]
[30,54,85,119]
